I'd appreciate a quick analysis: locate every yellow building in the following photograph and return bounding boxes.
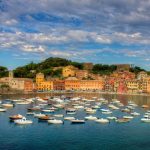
[62,65,78,78]
[36,73,45,84]
[37,81,53,91]
[126,80,139,93]
[80,80,104,90]
[36,73,53,91]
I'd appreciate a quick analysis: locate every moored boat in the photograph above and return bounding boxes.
[48,119,63,124]
[14,117,33,125]
[9,114,23,120]
[71,119,85,124]
[95,118,109,123]
[85,115,97,120]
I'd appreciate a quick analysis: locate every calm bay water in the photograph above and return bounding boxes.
[0,93,150,150]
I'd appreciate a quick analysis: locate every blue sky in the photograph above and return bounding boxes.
[0,0,150,70]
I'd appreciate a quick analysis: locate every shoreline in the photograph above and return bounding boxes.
[0,91,150,97]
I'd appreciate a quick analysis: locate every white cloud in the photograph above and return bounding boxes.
[21,45,45,53]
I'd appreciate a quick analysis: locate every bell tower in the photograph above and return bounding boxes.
[9,70,14,79]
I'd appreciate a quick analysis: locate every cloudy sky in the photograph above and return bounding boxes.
[0,0,150,69]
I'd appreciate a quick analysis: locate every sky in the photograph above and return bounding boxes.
[0,0,150,70]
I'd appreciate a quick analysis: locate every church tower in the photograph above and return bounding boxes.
[9,70,14,79]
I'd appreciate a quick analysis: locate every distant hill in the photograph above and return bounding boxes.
[0,57,148,78]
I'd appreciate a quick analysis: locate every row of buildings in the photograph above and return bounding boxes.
[1,64,150,94]
[36,73,104,91]
[0,71,35,92]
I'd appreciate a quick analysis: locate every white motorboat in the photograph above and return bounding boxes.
[85,115,97,120]
[2,103,14,108]
[141,118,150,123]
[16,101,31,105]
[92,105,100,109]
[107,116,117,120]
[14,117,33,125]
[66,109,76,115]
[131,112,140,116]
[108,104,119,110]
[95,118,109,123]
[26,112,34,115]
[64,117,75,121]
[34,113,46,118]
[123,116,134,119]
[0,108,7,112]
[85,108,96,114]
[53,114,64,118]
[71,119,85,124]
[42,109,54,113]
[102,111,112,115]
[74,105,84,109]
[48,119,63,124]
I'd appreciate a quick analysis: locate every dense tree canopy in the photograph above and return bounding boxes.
[92,64,117,75]
[0,66,8,77]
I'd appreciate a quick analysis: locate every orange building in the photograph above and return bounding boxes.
[53,80,65,90]
[80,80,104,90]
[36,73,53,91]
[24,79,35,92]
[75,70,88,79]
[65,77,80,90]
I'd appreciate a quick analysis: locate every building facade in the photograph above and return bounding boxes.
[62,65,78,78]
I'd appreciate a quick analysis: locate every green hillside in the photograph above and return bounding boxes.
[0,57,148,78]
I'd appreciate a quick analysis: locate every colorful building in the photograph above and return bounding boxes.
[126,79,139,94]
[65,77,80,90]
[75,70,88,79]
[62,65,78,78]
[80,80,104,90]
[53,80,65,90]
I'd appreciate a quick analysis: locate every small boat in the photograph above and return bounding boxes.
[141,118,150,123]
[85,108,96,114]
[9,114,23,120]
[0,108,7,112]
[16,101,31,105]
[48,119,63,124]
[26,112,34,115]
[95,118,109,123]
[102,111,112,115]
[108,104,119,110]
[131,112,140,116]
[123,116,134,119]
[92,105,100,109]
[28,107,41,112]
[100,109,111,112]
[14,117,33,125]
[66,109,76,115]
[74,105,84,109]
[107,116,117,120]
[142,105,149,108]
[38,115,52,121]
[85,115,97,120]
[64,117,75,121]
[2,103,14,108]
[121,108,131,113]
[71,119,85,124]
[127,106,135,110]
[53,114,64,118]
[34,113,46,118]
[116,118,131,123]
[42,109,54,113]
